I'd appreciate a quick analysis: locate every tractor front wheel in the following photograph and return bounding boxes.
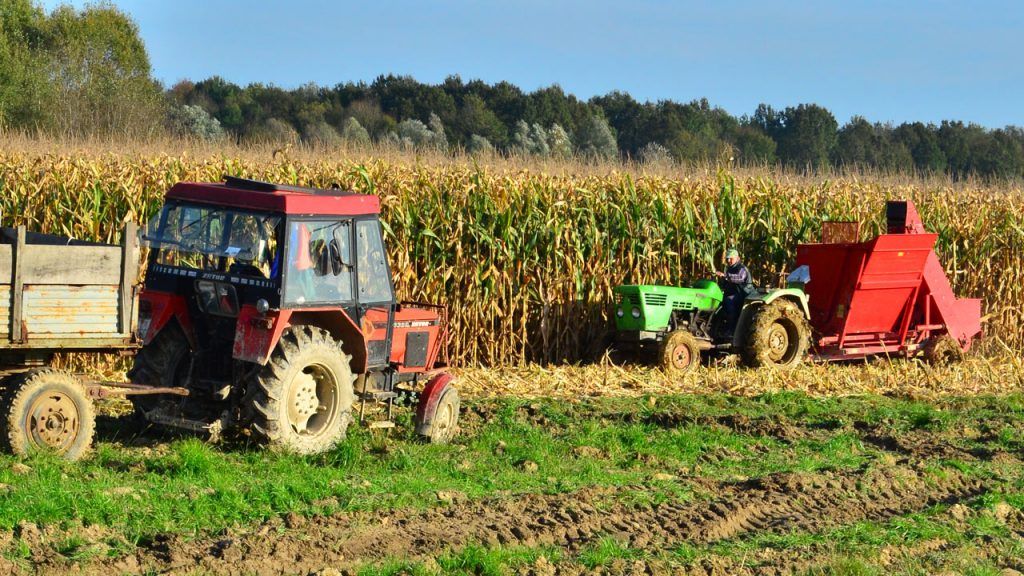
[742,300,811,368]
[415,374,460,444]
[1,369,95,460]
[659,330,701,374]
[249,326,354,455]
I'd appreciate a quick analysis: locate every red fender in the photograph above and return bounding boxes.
[415,372,456,434]
[140,291,196,348]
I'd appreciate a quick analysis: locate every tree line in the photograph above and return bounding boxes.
[2,1,1022,179]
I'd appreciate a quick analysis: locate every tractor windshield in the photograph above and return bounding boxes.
[144,203,282,279]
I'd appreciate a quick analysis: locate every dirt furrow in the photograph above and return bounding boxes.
[34,464,983,576]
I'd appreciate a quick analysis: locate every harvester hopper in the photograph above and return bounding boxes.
[795,200,982,362]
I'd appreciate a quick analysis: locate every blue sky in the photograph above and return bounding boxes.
[42,0,1023,127]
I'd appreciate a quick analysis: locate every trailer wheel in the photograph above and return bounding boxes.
[128,325,190,424]
[742,300,811,368]
[1,369,95,460]
[659,330,700,374]
[922,335,964,365]
[249,326,354,455]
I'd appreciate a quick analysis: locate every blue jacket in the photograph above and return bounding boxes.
[722,262,754,298]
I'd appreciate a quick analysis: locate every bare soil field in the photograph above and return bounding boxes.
[3,365,1024,575]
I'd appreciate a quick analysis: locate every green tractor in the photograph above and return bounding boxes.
[612,277,812,373]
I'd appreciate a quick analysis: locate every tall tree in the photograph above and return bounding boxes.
[773,104,838,170]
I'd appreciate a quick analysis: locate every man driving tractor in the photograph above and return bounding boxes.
[715,248,754,335]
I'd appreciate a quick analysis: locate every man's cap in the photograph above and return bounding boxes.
[726,248,739,259]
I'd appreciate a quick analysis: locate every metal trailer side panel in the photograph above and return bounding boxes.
[0,224,139,351]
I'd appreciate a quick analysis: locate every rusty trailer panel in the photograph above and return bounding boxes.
[0,244,125,285]
[23,285,120,335]
[0,223,140,352]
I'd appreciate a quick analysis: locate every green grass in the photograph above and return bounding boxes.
[2,391,1024,571]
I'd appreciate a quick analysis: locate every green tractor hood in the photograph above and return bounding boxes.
[614,280,723,332]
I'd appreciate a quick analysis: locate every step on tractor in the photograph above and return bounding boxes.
[612,200,982,373]
[0,177,460,460]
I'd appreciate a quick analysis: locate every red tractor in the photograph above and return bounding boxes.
[131,177,459,454]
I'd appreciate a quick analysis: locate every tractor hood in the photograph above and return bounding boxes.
[614,281,723,332]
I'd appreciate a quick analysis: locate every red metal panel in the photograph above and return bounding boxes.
[138,290,196,348]
[795,242,865,337]
[363,305,443,373]
[232,305,284,364]
[841,234,936,337]
[918,251,983,348]
[167,182,381,216]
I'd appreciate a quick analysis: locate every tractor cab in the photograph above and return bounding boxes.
[134,177,458,453]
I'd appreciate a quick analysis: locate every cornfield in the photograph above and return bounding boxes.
[1,150,1021,366]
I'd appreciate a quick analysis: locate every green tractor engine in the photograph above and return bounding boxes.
[614,280,723,343]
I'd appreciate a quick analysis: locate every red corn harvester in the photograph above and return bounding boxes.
[794,200,982,362]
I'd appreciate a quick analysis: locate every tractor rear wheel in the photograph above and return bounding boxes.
[127,325,190,424]
[249,326,354,455]
[659,330,701,374]
[922,334,964,365]
[742,300,811,368]
[1,369,95,460]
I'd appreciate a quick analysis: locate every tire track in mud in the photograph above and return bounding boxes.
[75,464,987,576]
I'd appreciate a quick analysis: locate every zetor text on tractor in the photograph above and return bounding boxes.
[132,177,459,454]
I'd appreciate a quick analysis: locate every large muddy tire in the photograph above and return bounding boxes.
[659,330,701,374]
[249,326,354,455]
[742,300,811,368]
[128,325,190,423]
[922,334,964,365]
[1,369,95,460]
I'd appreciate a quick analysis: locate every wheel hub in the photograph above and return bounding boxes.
[27,392,79,451]
[767,323,790,361]
[286,364,339,437]
[435,402,455,437]
[672,344,691,369]
[289,372,320,433]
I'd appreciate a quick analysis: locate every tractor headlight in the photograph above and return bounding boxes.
[631,307,641,319]
[616,307,624,318]
[256,298,270,314]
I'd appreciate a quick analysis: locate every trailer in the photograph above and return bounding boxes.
[0,223,188,460]
[794,200,982,362]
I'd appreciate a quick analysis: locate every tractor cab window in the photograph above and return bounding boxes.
[283,220,354,305]
[356,220,393,303]
[144,203,280,278]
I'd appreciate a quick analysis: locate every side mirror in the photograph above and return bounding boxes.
[332,227,354,267]
[328,238,345,276]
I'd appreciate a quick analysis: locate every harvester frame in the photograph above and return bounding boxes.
[794,200,981,363]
